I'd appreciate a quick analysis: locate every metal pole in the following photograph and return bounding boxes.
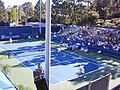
[45,0,51,89]
[25,6,28,25]
[16,6,18,24]
[10,9,12,23]
[88,82,92,90]
[39,0,42,35]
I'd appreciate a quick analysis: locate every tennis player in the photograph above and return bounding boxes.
[78,64,86,78]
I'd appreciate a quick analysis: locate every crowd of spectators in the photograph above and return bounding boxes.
[53,26,120,54]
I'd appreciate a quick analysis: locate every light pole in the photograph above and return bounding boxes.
[24,5,28,25]
[39,0,42,35]
[8,5,12,23]
[59,1,62,24]
[14,6,18,25]
[16,6,18,25]
[45,0,51,89]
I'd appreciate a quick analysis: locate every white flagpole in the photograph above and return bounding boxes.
[45,0,51,89]
[39,0,42,34]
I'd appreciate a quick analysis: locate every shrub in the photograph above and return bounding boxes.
[0,64,11,75]
[16,84,33,90]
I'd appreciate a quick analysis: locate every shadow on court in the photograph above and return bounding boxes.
[67,50,120,85]
[1,42,118,84]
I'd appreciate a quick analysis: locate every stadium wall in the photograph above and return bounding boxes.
[0,22,10,26]
[111,84,120,90]
[76,74,111,90]
[0,26,33,40]
[0,25,61,40]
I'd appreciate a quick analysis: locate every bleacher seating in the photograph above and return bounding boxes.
[52,26,120,57]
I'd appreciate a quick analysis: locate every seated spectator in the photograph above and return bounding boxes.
[60,43,68,48]
[80,43,85,52]
[84,47,88,53]
[112,43,118,51]
[36,35,39,39]
[72,44,76,51]
[97,50,102,54]
[97,41,104,46]
[88,42,91,46]
[28,35,31,39]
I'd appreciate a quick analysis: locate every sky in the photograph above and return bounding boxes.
[3,0,46,8]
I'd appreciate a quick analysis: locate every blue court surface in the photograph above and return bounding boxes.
[0,41,107,84]
[0,71,17,90]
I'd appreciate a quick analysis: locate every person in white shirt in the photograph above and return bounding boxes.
[78,64,86,78]
[57,48,61,52]
[9,38,12,43]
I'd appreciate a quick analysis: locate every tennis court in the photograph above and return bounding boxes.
[0,41,107,84]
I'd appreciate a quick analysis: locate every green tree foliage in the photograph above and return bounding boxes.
[0,64,11,75]
[16,84,32,90]
[34,0,45,22]
[88,11,99,25]
[0,0,5,22]
[2,0,119,25]
[11,8,16,22]
[20,2,34,24]
[5,7,10,22]
[5,6,18,23]
[17,6,26,23]
[51,0,99,25]
[22,2,34,17]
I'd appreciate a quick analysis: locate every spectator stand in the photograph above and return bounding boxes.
[52,26,120,57]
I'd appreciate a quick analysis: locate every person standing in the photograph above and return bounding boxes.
[38,63,45,78]
[9,38,12,43]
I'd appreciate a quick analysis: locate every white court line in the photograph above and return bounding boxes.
[61,50,103,66]
[50,74,62,82]
[2,44,63,85]
[3,45,34,71]
[52,66,107,86]
[12,52,43,58]
[51,50,108,85]
[51,50,77,65]
[51,50,102,66]
[2,43,107,85]
[51,78,68,86]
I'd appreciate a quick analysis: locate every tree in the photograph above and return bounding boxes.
[5,7,10,22]
[34,0,45,22]
[0,64,11,75]
[66,0,77,24]
[88,10,99,26]
[5,6,13,23]
[11,7,16,22]
[22,2,34,24]
[0,0,6,22]
[95,0,114,23]
[22,2,34,17]
[17,6,26,23]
